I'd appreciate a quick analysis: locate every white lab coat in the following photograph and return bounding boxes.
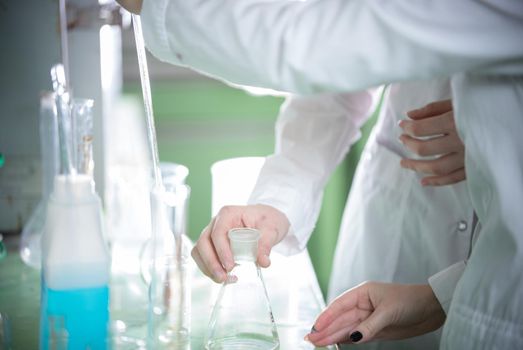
[440,74,523,350]
[141,0,523,348]
[248,79,472,350]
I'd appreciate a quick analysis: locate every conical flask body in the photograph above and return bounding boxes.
[206,228,279,350]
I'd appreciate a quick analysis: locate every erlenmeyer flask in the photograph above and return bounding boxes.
[205,228,279,350]
[20,95,93,269]
[20,92,59,268]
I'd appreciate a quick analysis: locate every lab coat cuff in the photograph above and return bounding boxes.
[141,0,180,65]
[248,189,312,256]
[272,226,305,256]
[428,261,466,314]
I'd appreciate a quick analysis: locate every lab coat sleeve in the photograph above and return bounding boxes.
[140,0,523,94]
[246,89,380,255]
[428,261,466,314]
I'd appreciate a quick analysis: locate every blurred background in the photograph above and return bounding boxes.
[122,29,378,294]
[0,0,377,296]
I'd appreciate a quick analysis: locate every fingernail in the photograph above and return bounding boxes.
[350,331,363,343]
[398,136,405,143]
[310,325,318,333]
[304,334,310,342]
[226,274,238,283]
[398,120,405,128]
[407,109,417,117]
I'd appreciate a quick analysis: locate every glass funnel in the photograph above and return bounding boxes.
[205,228,279,350]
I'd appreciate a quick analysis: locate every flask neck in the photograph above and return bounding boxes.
[227,259,261,285]
[233,258,258,266]
[51,174,96,203]
[228,228,260,263]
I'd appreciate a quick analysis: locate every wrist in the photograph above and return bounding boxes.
[420,284,446,326]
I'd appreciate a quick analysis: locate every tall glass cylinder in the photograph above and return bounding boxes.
[147,170,191,349]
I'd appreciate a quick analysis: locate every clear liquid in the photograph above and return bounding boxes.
[206,333,279,350]
[205,257,279,350]
[40,278,109,350]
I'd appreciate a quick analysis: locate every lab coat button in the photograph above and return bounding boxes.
[457,221,468,232]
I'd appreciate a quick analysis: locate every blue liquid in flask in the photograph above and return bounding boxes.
[40,277,109,350]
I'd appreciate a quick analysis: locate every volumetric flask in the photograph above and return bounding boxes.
[205,228,279,350]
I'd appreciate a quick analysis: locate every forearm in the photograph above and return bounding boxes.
[249,91,378,253]
[140,0,523,94]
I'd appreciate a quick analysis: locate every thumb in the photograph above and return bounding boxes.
[348,307,392,344]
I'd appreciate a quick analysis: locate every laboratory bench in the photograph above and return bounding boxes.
[0,235,337,349]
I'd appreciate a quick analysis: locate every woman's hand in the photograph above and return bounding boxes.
[399,99,466,186]
[305,282,445,347]
[191,204,290,283]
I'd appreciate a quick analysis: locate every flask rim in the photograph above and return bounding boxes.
[228,228,260,242]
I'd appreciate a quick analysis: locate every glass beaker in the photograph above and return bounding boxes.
[210,157,265,216]
[20,92,59,269]
[205,228,279,350]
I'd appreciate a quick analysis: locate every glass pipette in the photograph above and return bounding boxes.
[131,14,162,188]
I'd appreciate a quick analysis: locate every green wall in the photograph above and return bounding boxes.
[125,79,281,240]
[124,80,377,296]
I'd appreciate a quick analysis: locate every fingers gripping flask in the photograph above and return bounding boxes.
[205,228,279,350]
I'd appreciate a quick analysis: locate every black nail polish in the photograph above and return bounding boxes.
[310,325,318,333]
[350,331,363,343]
